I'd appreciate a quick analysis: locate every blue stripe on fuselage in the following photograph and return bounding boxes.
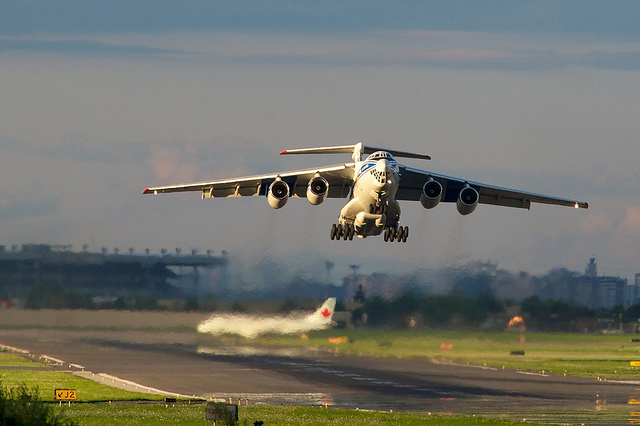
[356,161,377,180]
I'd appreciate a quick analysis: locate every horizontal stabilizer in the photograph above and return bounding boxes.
[280,143,430,161]
[279,145,358,156]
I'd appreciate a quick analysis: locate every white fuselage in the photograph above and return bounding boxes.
[339,151,401,237]
[197,298,336,338]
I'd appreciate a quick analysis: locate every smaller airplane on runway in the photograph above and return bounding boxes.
[197,298,336,338]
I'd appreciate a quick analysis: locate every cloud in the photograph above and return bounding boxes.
[0,136,147,164]
[3,1,640,37]
[5,18,640,71]
[617,206,640,237]
[580,205,640,270]
[0,195,58,221]
[147,146,203,183]
[145,138,274,184]
[579,213,612,235]
[0,38,186,58]
[4,2,640,71]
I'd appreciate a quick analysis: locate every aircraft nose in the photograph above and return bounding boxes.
[375,159,392,173]
[371,159,394,187]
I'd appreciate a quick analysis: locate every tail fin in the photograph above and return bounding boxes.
[280,143,430,162]
[306,298,336,324]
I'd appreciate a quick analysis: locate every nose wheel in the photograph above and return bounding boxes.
[330,223,354,241]
[384,225,408,243]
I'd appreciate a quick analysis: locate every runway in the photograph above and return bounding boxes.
[1,320,640,424]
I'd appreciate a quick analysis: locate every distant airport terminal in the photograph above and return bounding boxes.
[0,243,227,304]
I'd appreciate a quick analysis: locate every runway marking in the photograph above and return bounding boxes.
[0,344,29,354]
[430,359,498,371]
[600,379,640,385]
[74,372,202,399]
[202,392,333,405]
[40,355,65,365]
[516,371,549,377]
[271,358,466,398]
[335,373,361,378]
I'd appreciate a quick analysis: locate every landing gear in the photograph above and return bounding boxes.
[383,225,408,243]
[330,223,354,241]
[369,202,387,215]
[397,226,408,243]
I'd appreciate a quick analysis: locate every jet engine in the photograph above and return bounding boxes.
[456,184,479,215]
[420,178,443,209]
[306,175,329,205]
[267,178,290,209]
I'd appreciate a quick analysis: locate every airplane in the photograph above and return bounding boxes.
[144,143,588,242]
[197,297,336,338]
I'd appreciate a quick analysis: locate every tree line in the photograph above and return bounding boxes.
[14,280,640,333]
[350,289,640,333]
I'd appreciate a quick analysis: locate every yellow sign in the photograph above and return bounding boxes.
[631,362,640,367]
[55,389,77,400]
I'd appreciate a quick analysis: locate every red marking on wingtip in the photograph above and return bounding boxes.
[279,150,288,155]
[143,188,150,194]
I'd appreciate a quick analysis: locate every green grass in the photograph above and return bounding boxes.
[244,329,640,378]
[0,351,47,367]
[58,403,549,426]
[0,370,167,402]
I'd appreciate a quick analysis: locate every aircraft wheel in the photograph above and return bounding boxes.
[383,227,390,242]
[330,224,337,240]
[343,224,349,240]
[336,224,343,240]
[402,226,409,242]
[396,226,404,242]
[346,225,354,240]
[389,227,396,242]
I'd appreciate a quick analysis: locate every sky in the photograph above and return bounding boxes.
[2,1,640,284]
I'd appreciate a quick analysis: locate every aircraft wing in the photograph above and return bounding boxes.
[144,164,356,199]
[396,166,588,209]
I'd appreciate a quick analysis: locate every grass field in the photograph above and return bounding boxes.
[244,329,640,378]
[0,369,168,402]
[0,351,45,367]
[56,404,550,426]
[0,352,167,403]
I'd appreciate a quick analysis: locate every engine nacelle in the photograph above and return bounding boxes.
[456,185,479,215]
[306,175,329,205]
[420,178,443,209]
[267,178,290,209]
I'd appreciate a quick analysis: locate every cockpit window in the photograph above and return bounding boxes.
[367,151,393,161]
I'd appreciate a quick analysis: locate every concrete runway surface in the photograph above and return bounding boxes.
[0,311,639,424]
